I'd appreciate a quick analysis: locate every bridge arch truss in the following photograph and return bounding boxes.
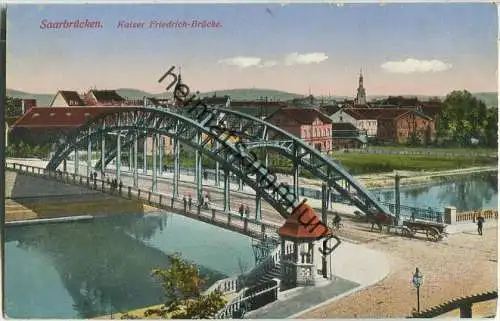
[46,106,391,220]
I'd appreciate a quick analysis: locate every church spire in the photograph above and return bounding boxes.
[355,68,367,105]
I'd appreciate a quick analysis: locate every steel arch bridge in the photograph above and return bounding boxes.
[46,106,391,219]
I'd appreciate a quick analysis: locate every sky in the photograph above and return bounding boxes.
[6,2,498,97]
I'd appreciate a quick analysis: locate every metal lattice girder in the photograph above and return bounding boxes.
[47,107,300,218]
[47,105,391,216]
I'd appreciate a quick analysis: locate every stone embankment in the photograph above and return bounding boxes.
[4,170,156,223]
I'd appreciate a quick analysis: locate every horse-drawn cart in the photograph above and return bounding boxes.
[401,220,448,241]
[368,213,448,242]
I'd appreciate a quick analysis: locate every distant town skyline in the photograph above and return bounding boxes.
[6,3,498,96]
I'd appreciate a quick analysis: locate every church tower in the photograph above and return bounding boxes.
[355,69,367,105]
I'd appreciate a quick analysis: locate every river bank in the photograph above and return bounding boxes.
[289,165,498,190]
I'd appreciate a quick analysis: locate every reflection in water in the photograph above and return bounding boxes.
[373,173,498,211]
[5,213,254,319]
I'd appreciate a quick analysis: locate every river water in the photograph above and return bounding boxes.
[4,173,498,318]
[372,172,498,211]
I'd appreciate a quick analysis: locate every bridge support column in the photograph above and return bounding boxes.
[116,127,121,183]
[215,141,220,187]
[321,183,329,279]
[128,145,132,172]
[238,164,243,191]
[224,168,230,212]
[152,134,157,192]
[133,132,138,188]
[159,135,163,176]
[215,159,220,187]
[87,127,92,178]
[293,144,299,198]
[255,190,262,221]
[74,149,79,175]
[395,174,401,224]
[100,130,105,177]
[173,129,179,199]
[143,135,147,174]
[195,132,203,202]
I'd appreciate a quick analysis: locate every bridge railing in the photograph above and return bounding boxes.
[456,209,498,223]
[5,162,280,243]
[118,165,442,222]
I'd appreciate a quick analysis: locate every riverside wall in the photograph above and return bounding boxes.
[4,171,156,223]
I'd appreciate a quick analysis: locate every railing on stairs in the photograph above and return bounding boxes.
[214,279,280,319]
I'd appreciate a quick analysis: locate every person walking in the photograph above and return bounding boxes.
[188,194,192,212]
[477,214,485,236]
[244,205,250,218]
[183,195,188,212]
[239,204,245,217]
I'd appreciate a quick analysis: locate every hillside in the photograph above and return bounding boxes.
[6,88,497,108]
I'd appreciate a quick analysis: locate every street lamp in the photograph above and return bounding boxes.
[412,267,424,313]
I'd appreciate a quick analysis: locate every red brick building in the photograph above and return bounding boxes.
[376,109,435,144]
[266,108,333,152]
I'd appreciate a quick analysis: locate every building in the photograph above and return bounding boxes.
[50,91,86,107]
[331,122,367,149]
[265,107,333,152]
[9,107,170,159]
[376,109,436,144]
[329,108,379,137]
[83,90,126,106]
[354,70,367,105]
[11,98,37,115]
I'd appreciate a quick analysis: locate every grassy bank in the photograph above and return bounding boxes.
[119,150,497,176]
[332,154,497,175]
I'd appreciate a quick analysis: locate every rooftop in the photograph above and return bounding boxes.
[268,107,332,124]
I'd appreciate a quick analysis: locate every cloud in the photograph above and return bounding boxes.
[284,52,329,66]
[381,58,452,74]
[218,56,278,68]
[218,56,262,68]
[259,60,278,68]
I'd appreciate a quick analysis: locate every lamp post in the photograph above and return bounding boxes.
[412,267,424,313]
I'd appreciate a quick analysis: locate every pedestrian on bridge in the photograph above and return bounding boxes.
[239,204,245,217]
[477,214,485,236]
[183,195,188,212]
[188,194,192,212]
[244,205,250,217]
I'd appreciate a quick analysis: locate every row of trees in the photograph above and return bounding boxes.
[438,90,498,147]
[5,142,52,159]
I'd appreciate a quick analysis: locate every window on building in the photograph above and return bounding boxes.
[339,116,343,121]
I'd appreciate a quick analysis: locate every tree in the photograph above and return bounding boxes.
[140,253,226,319]
[440,90,492,147]
[5,96,23,117]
